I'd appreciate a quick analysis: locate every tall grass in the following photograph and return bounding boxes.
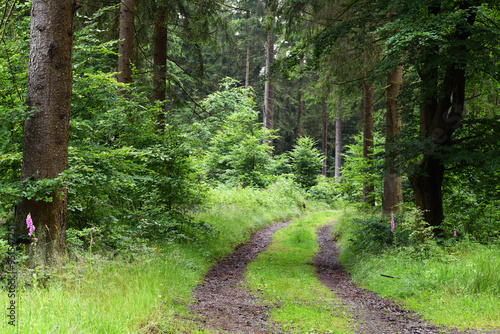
[0,182,304,333]
[334,207,500,330]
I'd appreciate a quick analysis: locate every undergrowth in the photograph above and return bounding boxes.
[334,205,500,331]
[0,183,304,333]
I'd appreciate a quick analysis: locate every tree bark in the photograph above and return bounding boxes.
[296,59,305,139]
[383,66,403,215]
[15,0,78,265]
[263,30,274,146]
[321,98,328,176]
[244,11,250,89]
[297,88,303,138]
[154,4,167,131]
[362,78,375,205]
[335,97,342,181]
[118,0,134,90]
[409,3,477,235]
[409,156,445,235]
[245,43,250,89]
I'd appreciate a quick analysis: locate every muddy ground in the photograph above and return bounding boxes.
[186,222,499,334]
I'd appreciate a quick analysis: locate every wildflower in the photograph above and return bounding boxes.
[454,229,456,237]
[391,214,395,233]
[26,214,35,237]
[90,228,94,233]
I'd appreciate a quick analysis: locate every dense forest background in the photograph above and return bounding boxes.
[0,0,499,265]
[0,0,500,332]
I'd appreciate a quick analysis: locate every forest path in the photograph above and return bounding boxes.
[189,221,290,333]
[187,221,498,333]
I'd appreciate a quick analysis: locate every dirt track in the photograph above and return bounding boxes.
[187,222,500,334]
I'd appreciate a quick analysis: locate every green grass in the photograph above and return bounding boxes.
[0,245,214,333]
[0,184,305,333]
[334,208,500,331]
[245,210,354,334]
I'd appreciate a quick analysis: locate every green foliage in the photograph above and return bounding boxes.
[0,184,309,333]
[288,136,324,189]
[64,135,205,247]
[339,133,384,204]
[0,9,207,255]
[442,166,500,243]
[336,238,500,329]
[336,205,437,258]
[199,79,276,188]
[306,176,343,207]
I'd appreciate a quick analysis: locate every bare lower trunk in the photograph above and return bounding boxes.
[383,66,403,215]
[245,43,250,89]
[154,5,167,131]
[118,0,134,89]
[409,5,476,236]
[335,97,342,181]
[362,79,375,205]
[297,90,303,138]
[297,59,305,139]
[409,157,445,236]
[263,30,274,147]
[321,98,328,176]
[15,0,78,265]
[244,11,250,89]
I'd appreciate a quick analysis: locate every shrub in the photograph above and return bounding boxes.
[289,137,324,189]
[339,205,438,257]
[306,176,342,206]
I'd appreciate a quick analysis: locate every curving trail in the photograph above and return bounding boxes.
[187,221,499,333]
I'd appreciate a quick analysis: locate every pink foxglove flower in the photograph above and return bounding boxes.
[454,229,456,237]
[26,214,35,237]
[391,214,395,233]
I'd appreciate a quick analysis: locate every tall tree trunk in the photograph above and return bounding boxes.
[154,4,167,131]
[409,4,476,236]
[245,43,250,89]
[15,0,78,265]
[263,30,274,146]
[410,156,445,233]
[335,97,342,181]
[118,0,134,90]
[244,11,250,89]
[296,59,305,138]
[321,98,328,176]
[362,78,375,205]
[297,89,303,138]
[383,66,403,215]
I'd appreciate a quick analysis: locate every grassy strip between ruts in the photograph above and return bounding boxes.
[0,185,305,333]
[245,210,354,334]
[334,209,500,331]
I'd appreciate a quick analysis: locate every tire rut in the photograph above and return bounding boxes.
[314,223,500,334]
[189,221,290,333]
